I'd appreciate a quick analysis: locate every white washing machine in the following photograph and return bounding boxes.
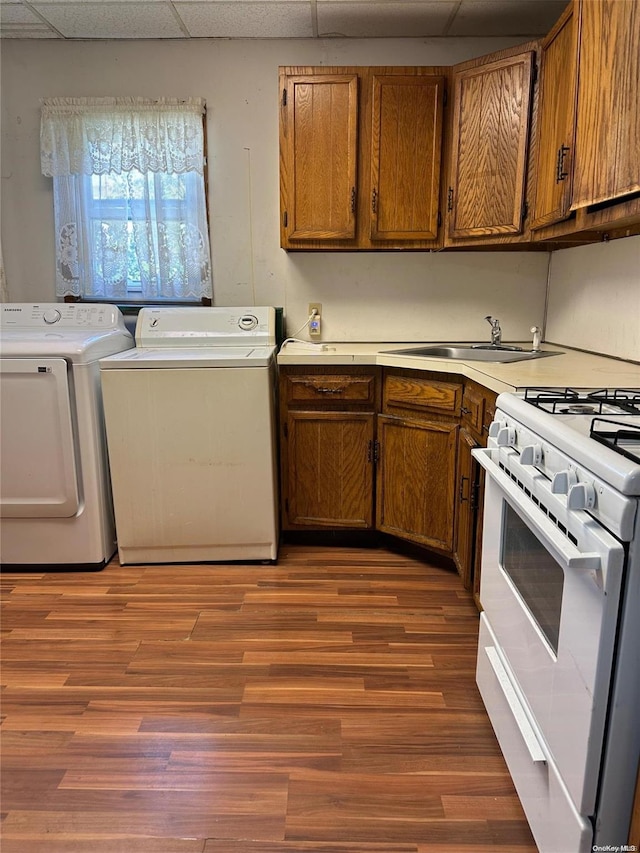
[0,303,134,569]
[99,306,279,565]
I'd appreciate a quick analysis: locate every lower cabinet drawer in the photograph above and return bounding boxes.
[284,372,376,405]
[383,372,461,416]
[476,614,592,853]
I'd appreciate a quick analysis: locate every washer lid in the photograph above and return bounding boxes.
[99,345,275,369]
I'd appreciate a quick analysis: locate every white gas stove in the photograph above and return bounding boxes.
[473,386,640,852]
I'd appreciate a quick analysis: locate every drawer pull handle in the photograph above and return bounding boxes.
[315,386,345,394]
[484,645,546,765]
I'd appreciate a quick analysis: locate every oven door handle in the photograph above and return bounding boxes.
[472,447,602,572]
[484,645,547,764]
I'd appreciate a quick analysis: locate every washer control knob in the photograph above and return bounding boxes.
[551,469,578,495]
[238,314,258,331]
[43,309,61,324]
[567,482,596,510]
[496,426,516,447]
[520,443,543,466]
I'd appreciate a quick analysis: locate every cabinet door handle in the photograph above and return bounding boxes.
[460,406,471,415]
[447,187,454,211]
[556,145,570,183]
[351,187,357,214]
[371,188,378,214]
[471,481,480,511]
[459,475,469,503]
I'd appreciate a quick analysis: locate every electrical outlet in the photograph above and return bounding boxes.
[308,303,322,337]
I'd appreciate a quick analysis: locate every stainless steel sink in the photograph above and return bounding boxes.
[387,345,563,364]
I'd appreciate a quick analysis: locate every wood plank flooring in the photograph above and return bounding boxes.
[0,543,538,852]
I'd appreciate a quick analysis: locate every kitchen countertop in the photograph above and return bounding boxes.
[277,341,640,394]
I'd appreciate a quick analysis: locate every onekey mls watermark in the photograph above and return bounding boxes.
[592,846,638,852]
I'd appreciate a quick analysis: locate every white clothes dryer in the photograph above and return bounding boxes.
[99,306,279,565]
[0,303,134,569]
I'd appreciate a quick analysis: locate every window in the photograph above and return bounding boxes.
[41,97,212,303]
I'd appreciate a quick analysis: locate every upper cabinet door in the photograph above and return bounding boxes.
[531,5,576,230]
[448,51,535,239]
[571,0,640,210]
[369,74,445,241]
[281,74,359,242]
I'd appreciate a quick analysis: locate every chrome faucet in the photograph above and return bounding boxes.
[485,315,502,347]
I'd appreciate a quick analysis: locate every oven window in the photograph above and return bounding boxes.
[502,503,564,654]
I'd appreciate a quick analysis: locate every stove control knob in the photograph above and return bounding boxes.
[488,420,502,439]
[551,469,578,495]
[520,443,542,466]
[43,308,61,324]
[567,482,596,510]
[496,426,516,447]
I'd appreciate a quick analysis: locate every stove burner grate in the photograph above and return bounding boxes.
[590,418,640,463]
[523,387,640,416]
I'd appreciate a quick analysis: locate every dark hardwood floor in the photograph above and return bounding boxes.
[1,543,538,852]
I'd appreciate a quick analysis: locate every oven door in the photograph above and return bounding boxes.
[473,446,625,818]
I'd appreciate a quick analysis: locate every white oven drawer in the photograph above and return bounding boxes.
[477,614,592,853]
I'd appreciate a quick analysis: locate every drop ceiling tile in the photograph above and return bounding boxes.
[317,1,457,38]
[0,1,60,35]
[174,2,313,38]
[29,1,187,37]
[0,2,44,20]
[448,0,568,36]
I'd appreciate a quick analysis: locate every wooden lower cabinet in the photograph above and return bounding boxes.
[279,366,496,585]
[376,414,458,552]
[283,411,375,528]
[279,366,379,531]
[453,427,480,590]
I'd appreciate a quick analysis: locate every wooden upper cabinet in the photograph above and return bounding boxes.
[531,4,576,230]
[280,73,359,243]
[279,66,446,250]
[369,74,444,241]
[571,0,640,211]
[447,48,535,242]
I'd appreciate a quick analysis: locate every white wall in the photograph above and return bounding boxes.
[0,37,552,343]
[546,236,640,362]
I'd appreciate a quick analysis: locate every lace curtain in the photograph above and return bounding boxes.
[41,97,212,301]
